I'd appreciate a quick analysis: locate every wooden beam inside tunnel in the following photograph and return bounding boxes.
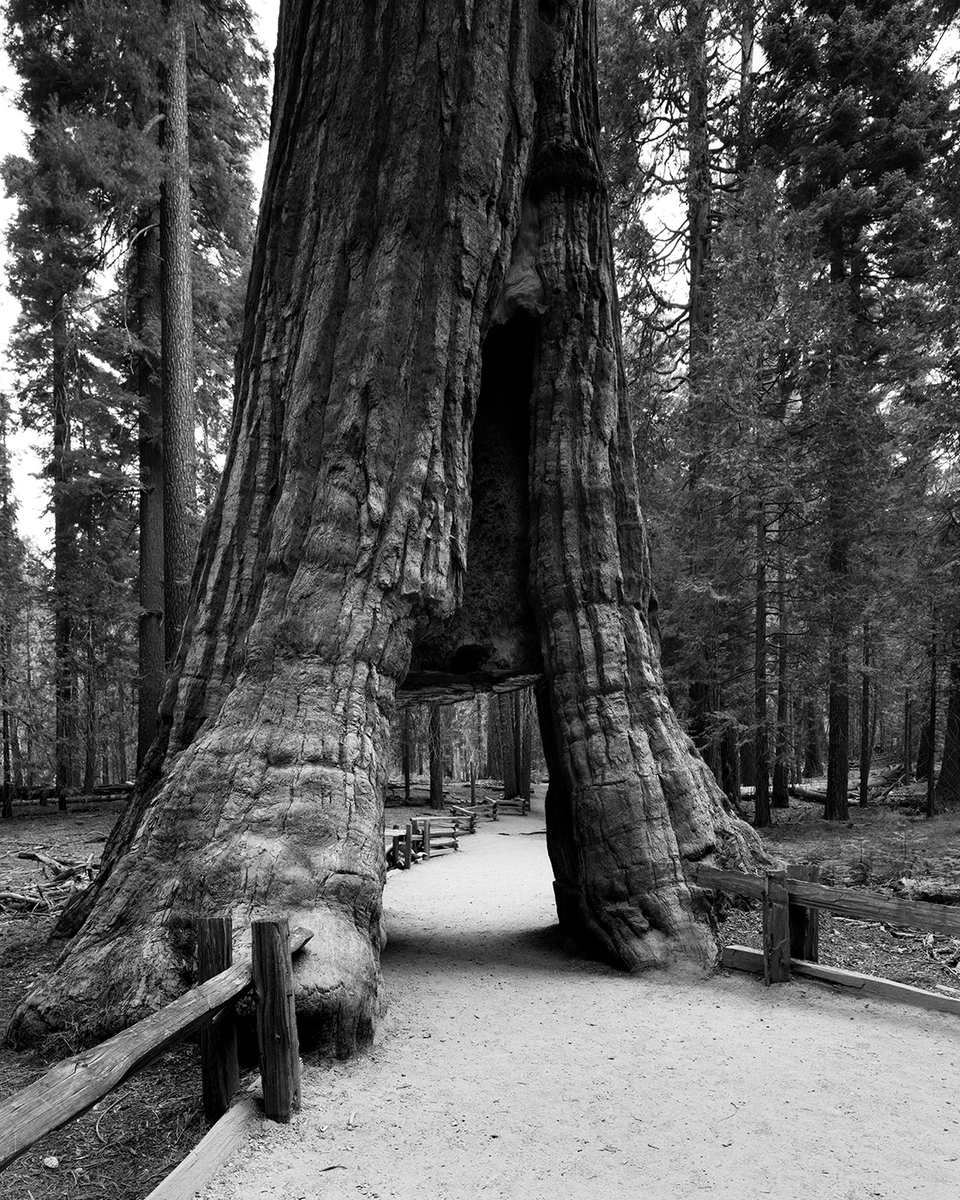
[396,671,542,706]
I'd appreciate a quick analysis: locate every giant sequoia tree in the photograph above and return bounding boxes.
[8,0,762,1055]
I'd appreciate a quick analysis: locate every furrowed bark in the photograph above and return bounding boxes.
[52,295,78,800]
[160,0,198,664]
[9,0,763,1050]
[134,214,165,767]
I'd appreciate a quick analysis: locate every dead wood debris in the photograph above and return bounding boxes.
[0,851,98,914]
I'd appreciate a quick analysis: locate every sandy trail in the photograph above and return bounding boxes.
[201,804,959,1200]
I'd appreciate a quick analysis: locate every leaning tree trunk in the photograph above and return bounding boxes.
[8,0,762,1053]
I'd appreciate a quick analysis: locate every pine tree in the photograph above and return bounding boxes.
[3,0,267,780]
[760,0,951,819]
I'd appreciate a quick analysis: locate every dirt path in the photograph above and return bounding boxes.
[202,804,959,1200]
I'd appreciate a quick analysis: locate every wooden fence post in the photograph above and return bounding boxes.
[762,869,791,985]
[787,863,820,963]
[197,917,240,1124]
[404,823,413,869]
[251,919,301,1123]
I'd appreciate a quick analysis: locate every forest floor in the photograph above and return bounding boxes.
[0,801,208,1199]
[0,779,958,1197]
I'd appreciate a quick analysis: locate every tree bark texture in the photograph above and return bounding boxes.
[771,532,789,808]
[496,692,519,797]
[753,508,770,827]
[134,215,166,766]
[802,696,822,778]
[428,705,444,809]
[925,631,937,819]
[903,689,913,781]
[1,622,11,820]
[9,0,761,1053]
[824,241,853,823]
[936,652,960,802]
[858,622,871,807]
[160,0,198,664]
[52,296,78,798]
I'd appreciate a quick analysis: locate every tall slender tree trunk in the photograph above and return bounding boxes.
[0,623,10,819]
[753,507,770,826]
[497,693,519,797]
[937,651,960,802]
[428,705,444,810]
[83,624,97,794]
[519,690,532,801]
[485,695,499,781]
[825,616,850,820]
[134,215,165,766]
[511,691,523,798]
[401,708,411,803]
[772,536,789,808]
[802,696,822,778]
[736,0,755,176]
[904,690,914,781]
[858,621,871,807]
[52,296,78,805]
[824,302,850,819]
[160,0,197,664]
[687,0,711,371]
[824,238,859,822]
[0,414,13,820]
[10,0,762,1053]
[926,627,937,819]
[683,0,723,788]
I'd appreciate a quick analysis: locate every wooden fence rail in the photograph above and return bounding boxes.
[0,919,311,1172]
[691,864,960,939]
[692,862,960,1018]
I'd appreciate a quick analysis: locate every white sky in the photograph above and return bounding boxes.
[0,0,280,548]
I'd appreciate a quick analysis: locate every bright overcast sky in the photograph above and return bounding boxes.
[0,0,280,547]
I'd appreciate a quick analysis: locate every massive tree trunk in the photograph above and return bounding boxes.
[8,0,762,1054]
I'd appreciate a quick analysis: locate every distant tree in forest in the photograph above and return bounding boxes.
[759,0,951,818]
[2,0,266,781]
[596,0,958,826]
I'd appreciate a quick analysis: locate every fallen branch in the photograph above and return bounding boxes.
[788,785,858,805]
[0,890,42,908]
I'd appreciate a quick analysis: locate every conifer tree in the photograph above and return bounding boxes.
[759,0,950,818]
[3,0,266,782]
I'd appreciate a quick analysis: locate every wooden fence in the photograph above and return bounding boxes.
[693,863,960,1018]
[0,916,309,1180]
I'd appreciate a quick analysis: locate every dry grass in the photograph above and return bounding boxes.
[758,790,960,888]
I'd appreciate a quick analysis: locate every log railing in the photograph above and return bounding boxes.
[0,917,310,1173]
[693,863,960,1018]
